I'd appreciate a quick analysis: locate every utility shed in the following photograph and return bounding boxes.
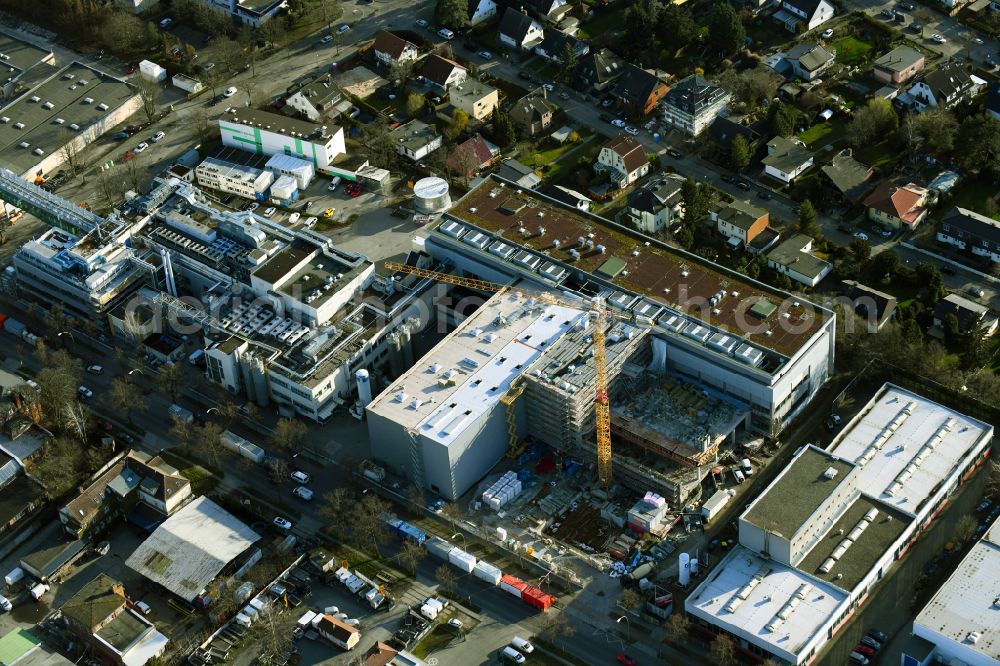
[125,496,260,603]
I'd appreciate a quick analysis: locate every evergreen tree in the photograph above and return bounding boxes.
[708,3,745,56]
[730,134,750,172]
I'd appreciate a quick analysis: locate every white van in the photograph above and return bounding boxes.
[511,637,534,654]
[732,466,745,484]
[0,595,11,612]
[438,28,455,39]
[501,646,525,664]
[328,176,342,192]
[741,458,754,476]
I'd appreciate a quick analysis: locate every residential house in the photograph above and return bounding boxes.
[509,88,556,137]
[595,134,650,189]
[906,64,984,111]
[467,0,498,25]
[420,55,467,92]
[372,31,419,68]
[933,293,998,336]
[938,206,1000,263]
[762,136,813,183]
[767,234,833,287]
[842,280,898,331]
[499,8,545,51]
[520,0,572,23]
[449,79,499,120]
[496,158,542,189]
[318,615,361,650]
[614,64,670,118]
[774,0,835,32]
[446,134,498,176]
[987,81,1000,122]
[617,174,685,234]
[711,200,770,248]
[783,43,835,81]
[390,120,443,162]
[661,74,730,136]
[863,181,929,230]
[873,46,925,84]
[706,117,763,152]
[363,642,427,666]
[61,573,169,666]
[577,48,625,93]
[820,149,874,203]
[545,185,592,211]
[285,74,343,123]
[59,450,193,538]
[535,30,590,62]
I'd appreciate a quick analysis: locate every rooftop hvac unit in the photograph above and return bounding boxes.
[29,96,39,103]
[83,97,93,104]
[54,118,64,124]
[823,467,838,480]
[13,122,23,129]
[42,101,53,109]
[78,79,88,85]
[33,148,44,156]
[17,142,28,149]
[0,117,7,123]
[97,103,108,111]
[69,123,80,130]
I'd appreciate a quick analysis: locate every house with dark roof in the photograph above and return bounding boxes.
[863,181,929,230]
[373,31,419,67]
[285,74,344,123]
[783,43,835,81]
[390,120,443,162]
[617,173,685,234]
[905,64,984,111]
[661,74,729,136]
[613,64,670,118]
[520,0,573,22]
[774,0,834,32]
[577,48,625,93]
[595,134,649,188]
[842,280,898,331]
[61,573,169,666]
[59,450,193,539]
[762,136,813,183]
[509,88,556,136]
[496,158,542,189]
[767,234,833,287]
[467,0,498,25]
[933,293,998,336]
[873,46,925,84]
[821,149,873,203]
[712,200,770,247]
[499,8,545,51]
[535,30,589,62]
[938,206,1000,263]
[420,55,467,92]
[706,117,763,151]
[446,134,498,177]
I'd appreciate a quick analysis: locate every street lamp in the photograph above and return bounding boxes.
[616,615,631,642]
[57,331,75,344]
[450,532,467,549]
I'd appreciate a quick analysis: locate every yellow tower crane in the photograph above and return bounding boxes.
[384,261,621,488]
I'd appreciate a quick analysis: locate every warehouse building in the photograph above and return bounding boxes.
[218,109,345,174]
[195,156,274,200]
[902,515,1000,666]
[423,176,836,438]
[0,33,56,101]
[684,384,994,665]
[0,61,140,179]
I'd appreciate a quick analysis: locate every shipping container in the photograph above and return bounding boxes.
[425,537,453,561]
[701,488,736,522]
[448,548,476,573]
[473,561,502,585]
[344,576,365,594]
[398,521,428,546]
[500,575,527,598]
[521,585,555,611]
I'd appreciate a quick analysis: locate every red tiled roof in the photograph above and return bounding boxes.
[446,134,495,174]
[863,181,924,220]
[373,30,416,60]
[603,134,648,173]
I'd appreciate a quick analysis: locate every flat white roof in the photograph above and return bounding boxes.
[367,291,587,446]
[686,546,848,664]
[827,385,992,516]
[914,515,1000,660]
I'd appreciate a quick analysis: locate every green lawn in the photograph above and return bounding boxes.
[949,178,1000,220]
[798,118,846,149]
[577,9,626,40]
[855,140,899,171]
[411,626,455,659]
[159,451,220,495]
[831,36,874,64]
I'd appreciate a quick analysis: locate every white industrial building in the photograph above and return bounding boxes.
[367,291,592,500]
[195,157,274,200]
[266,153,314,189]
[902,515,1000,666]
[218,109,345,174]
[422,176,836,437]
[684,384,994,665]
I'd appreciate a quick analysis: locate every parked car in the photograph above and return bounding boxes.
[542,83,554,91]
[415,18,428,27]
[479,50,493,59]
[447,618,463,629]
[511,637,534,654]
[273,516,293,530]
[735,180,751,191]
[78,386,94,399]
[151,131,165,143]
[293,486,314,501]
[134,142,149,153]
[247,202,260,212]
[758,191,772,200]
[720,174,734,183]
[304,216,318,227]
[821,28,834,39]
[126,63,139,74]
[328,176,342,191]
[860,636,882,651]
[223,86,238,97]
[854,644,876,658]
[323,207,336,218]
[624,126,639,136]
[320,35,333,44]
[666,148,683,159]
[611,118,626,128]
[111,131,130,141]
[199,62,215,72]
[263,207,276,217]
[854,231,869,241]
[438,28,455,39]
[617,654,638,666]
[87,364,104,375]
[337,24,351,35]
[976,499,992,512]
[741,458,754,476]
[158,17,174,28]
[849,653,869,665]
[289,212,301,224]
[291,470,311,483]
[931,34,947,43]
[825,413,842,431]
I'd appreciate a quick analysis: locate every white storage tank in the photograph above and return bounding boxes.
[414,177,451,214]
[679,553,691,586]
[356,369,373,407]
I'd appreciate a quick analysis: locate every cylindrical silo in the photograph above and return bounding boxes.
[356,369,373,407]
[413,177,451,214]
[679,553,691,586]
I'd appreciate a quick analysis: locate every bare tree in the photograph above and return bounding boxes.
[269,417,309,454]
[542,612,576,649]
[169,415,194,452]
[109,376,147,426]
[318,487,353,539]
[96,166,127,210]
[195,421,224,466]
[157,362,184,403]
[435,564,458,597]
[63,402,89,444]
[133,77,161,125]
[955,515,977,543]
[0,209,12,245]
[618,587,642,612]
[58,130,86,183]
[664,612,690,644]
[709,634,737,666]
[354,493,390,554]
[398,540,426,576]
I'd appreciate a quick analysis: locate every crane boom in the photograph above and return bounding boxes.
[386,261,615,487]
